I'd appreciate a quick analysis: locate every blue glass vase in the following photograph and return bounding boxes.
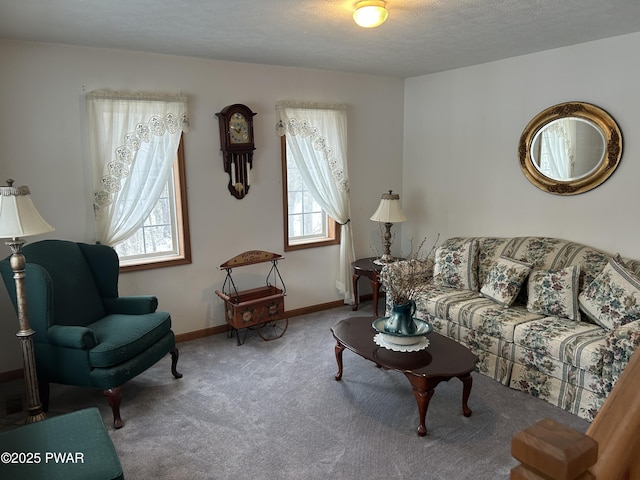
[384,300,418,335]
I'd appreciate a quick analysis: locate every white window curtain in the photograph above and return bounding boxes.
[86,90,189,246]
[275,101,355,304]
[539,119,576,180]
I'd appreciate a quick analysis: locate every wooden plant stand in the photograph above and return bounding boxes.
[215,250,287,345]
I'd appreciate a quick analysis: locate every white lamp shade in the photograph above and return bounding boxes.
[370,191,407,223]
[0,183,54,238]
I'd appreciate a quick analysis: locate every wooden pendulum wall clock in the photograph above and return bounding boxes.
[216,104,257,199]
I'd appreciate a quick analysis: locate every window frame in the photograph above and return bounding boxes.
[280,136,340,251]
[118,135,192,272]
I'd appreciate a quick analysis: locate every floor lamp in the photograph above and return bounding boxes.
[0,179,54,423]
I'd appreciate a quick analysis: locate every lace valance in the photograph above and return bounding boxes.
[275,101,346,138]
[87,90,190,133]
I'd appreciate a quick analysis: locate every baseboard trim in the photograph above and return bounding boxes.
[0,299,351,381]
[285,299,347,319]
[175,325,228,343]
[175,299,347,343]
[0,369,24,383]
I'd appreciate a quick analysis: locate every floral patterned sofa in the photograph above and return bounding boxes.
[381,237,640,421]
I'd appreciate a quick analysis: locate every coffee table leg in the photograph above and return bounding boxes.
[334,342,345,381]
[460,373,473,417]
[405,375,434,436]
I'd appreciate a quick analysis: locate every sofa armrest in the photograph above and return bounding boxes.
[103,296,158,315]
[47,325,97,350]
[602,320,640,393]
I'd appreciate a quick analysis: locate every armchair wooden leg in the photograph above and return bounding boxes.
[171,347,183,379]
[103,387,123,429]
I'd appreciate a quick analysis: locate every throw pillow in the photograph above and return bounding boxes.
[480,256,533,307]
[578,257,640,330]
[526,265,581,321]
[432,239,480,291]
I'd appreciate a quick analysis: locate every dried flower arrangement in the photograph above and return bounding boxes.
[379,234,440,305]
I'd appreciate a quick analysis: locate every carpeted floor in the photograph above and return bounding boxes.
[0,303,590,479]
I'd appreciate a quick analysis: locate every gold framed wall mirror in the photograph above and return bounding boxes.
[518,102,623,195]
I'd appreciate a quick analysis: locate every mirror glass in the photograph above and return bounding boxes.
[530,118,605,181]
[519,102,622,195]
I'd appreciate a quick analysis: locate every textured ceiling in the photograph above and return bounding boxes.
[1,0,640,78]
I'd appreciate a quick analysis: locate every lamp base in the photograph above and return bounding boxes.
[18,334,46,423]
[8,240,47,424]
[25,411,47,424]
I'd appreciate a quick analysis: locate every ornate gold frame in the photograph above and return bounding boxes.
[518,102,623,195]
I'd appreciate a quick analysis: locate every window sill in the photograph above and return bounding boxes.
[119,254,191,272]
[285,237,340,252]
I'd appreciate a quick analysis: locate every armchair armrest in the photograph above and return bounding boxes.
[47,325,97,350]
[103,296,158,315]
[602,320,640,393]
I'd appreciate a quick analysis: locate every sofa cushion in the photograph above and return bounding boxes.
[619,255,640,278]
[436,320,515,385]
[433,239,480,291]
[456,323,517,359]
[502,237,611,291]
[413,284,480,320]
[578,258,640,330]
[513,316,605,372]
[475,237,516,286]
[527,265,581,321]
[480,256,532,307]
[513,344,603,388]
[88,312,172,368]
[447,297,544,342]
[505,237,569,270]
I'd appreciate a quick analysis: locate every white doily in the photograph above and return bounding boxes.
[373,333,430,352]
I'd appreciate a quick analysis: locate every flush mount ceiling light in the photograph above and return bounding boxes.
[353,0,389,28]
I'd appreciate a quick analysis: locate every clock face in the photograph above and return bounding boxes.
[229,112,249,144]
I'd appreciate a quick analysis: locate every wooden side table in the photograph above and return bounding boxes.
[351,257,384,316]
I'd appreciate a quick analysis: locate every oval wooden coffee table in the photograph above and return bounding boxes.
[331,316,479,436]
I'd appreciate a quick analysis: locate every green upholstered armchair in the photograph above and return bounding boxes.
[0,239,182,429]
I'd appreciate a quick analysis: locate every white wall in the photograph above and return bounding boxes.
[402,32,640,260]
[0,40,404,372]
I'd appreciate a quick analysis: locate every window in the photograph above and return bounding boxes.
[86,90,191,272]
[116,136,191,271]
[281,136,339,251]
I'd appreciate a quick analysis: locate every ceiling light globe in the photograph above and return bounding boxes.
[353,1,388,28]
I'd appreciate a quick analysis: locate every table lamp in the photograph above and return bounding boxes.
[370,190,407,265]
[0,179,54,423]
